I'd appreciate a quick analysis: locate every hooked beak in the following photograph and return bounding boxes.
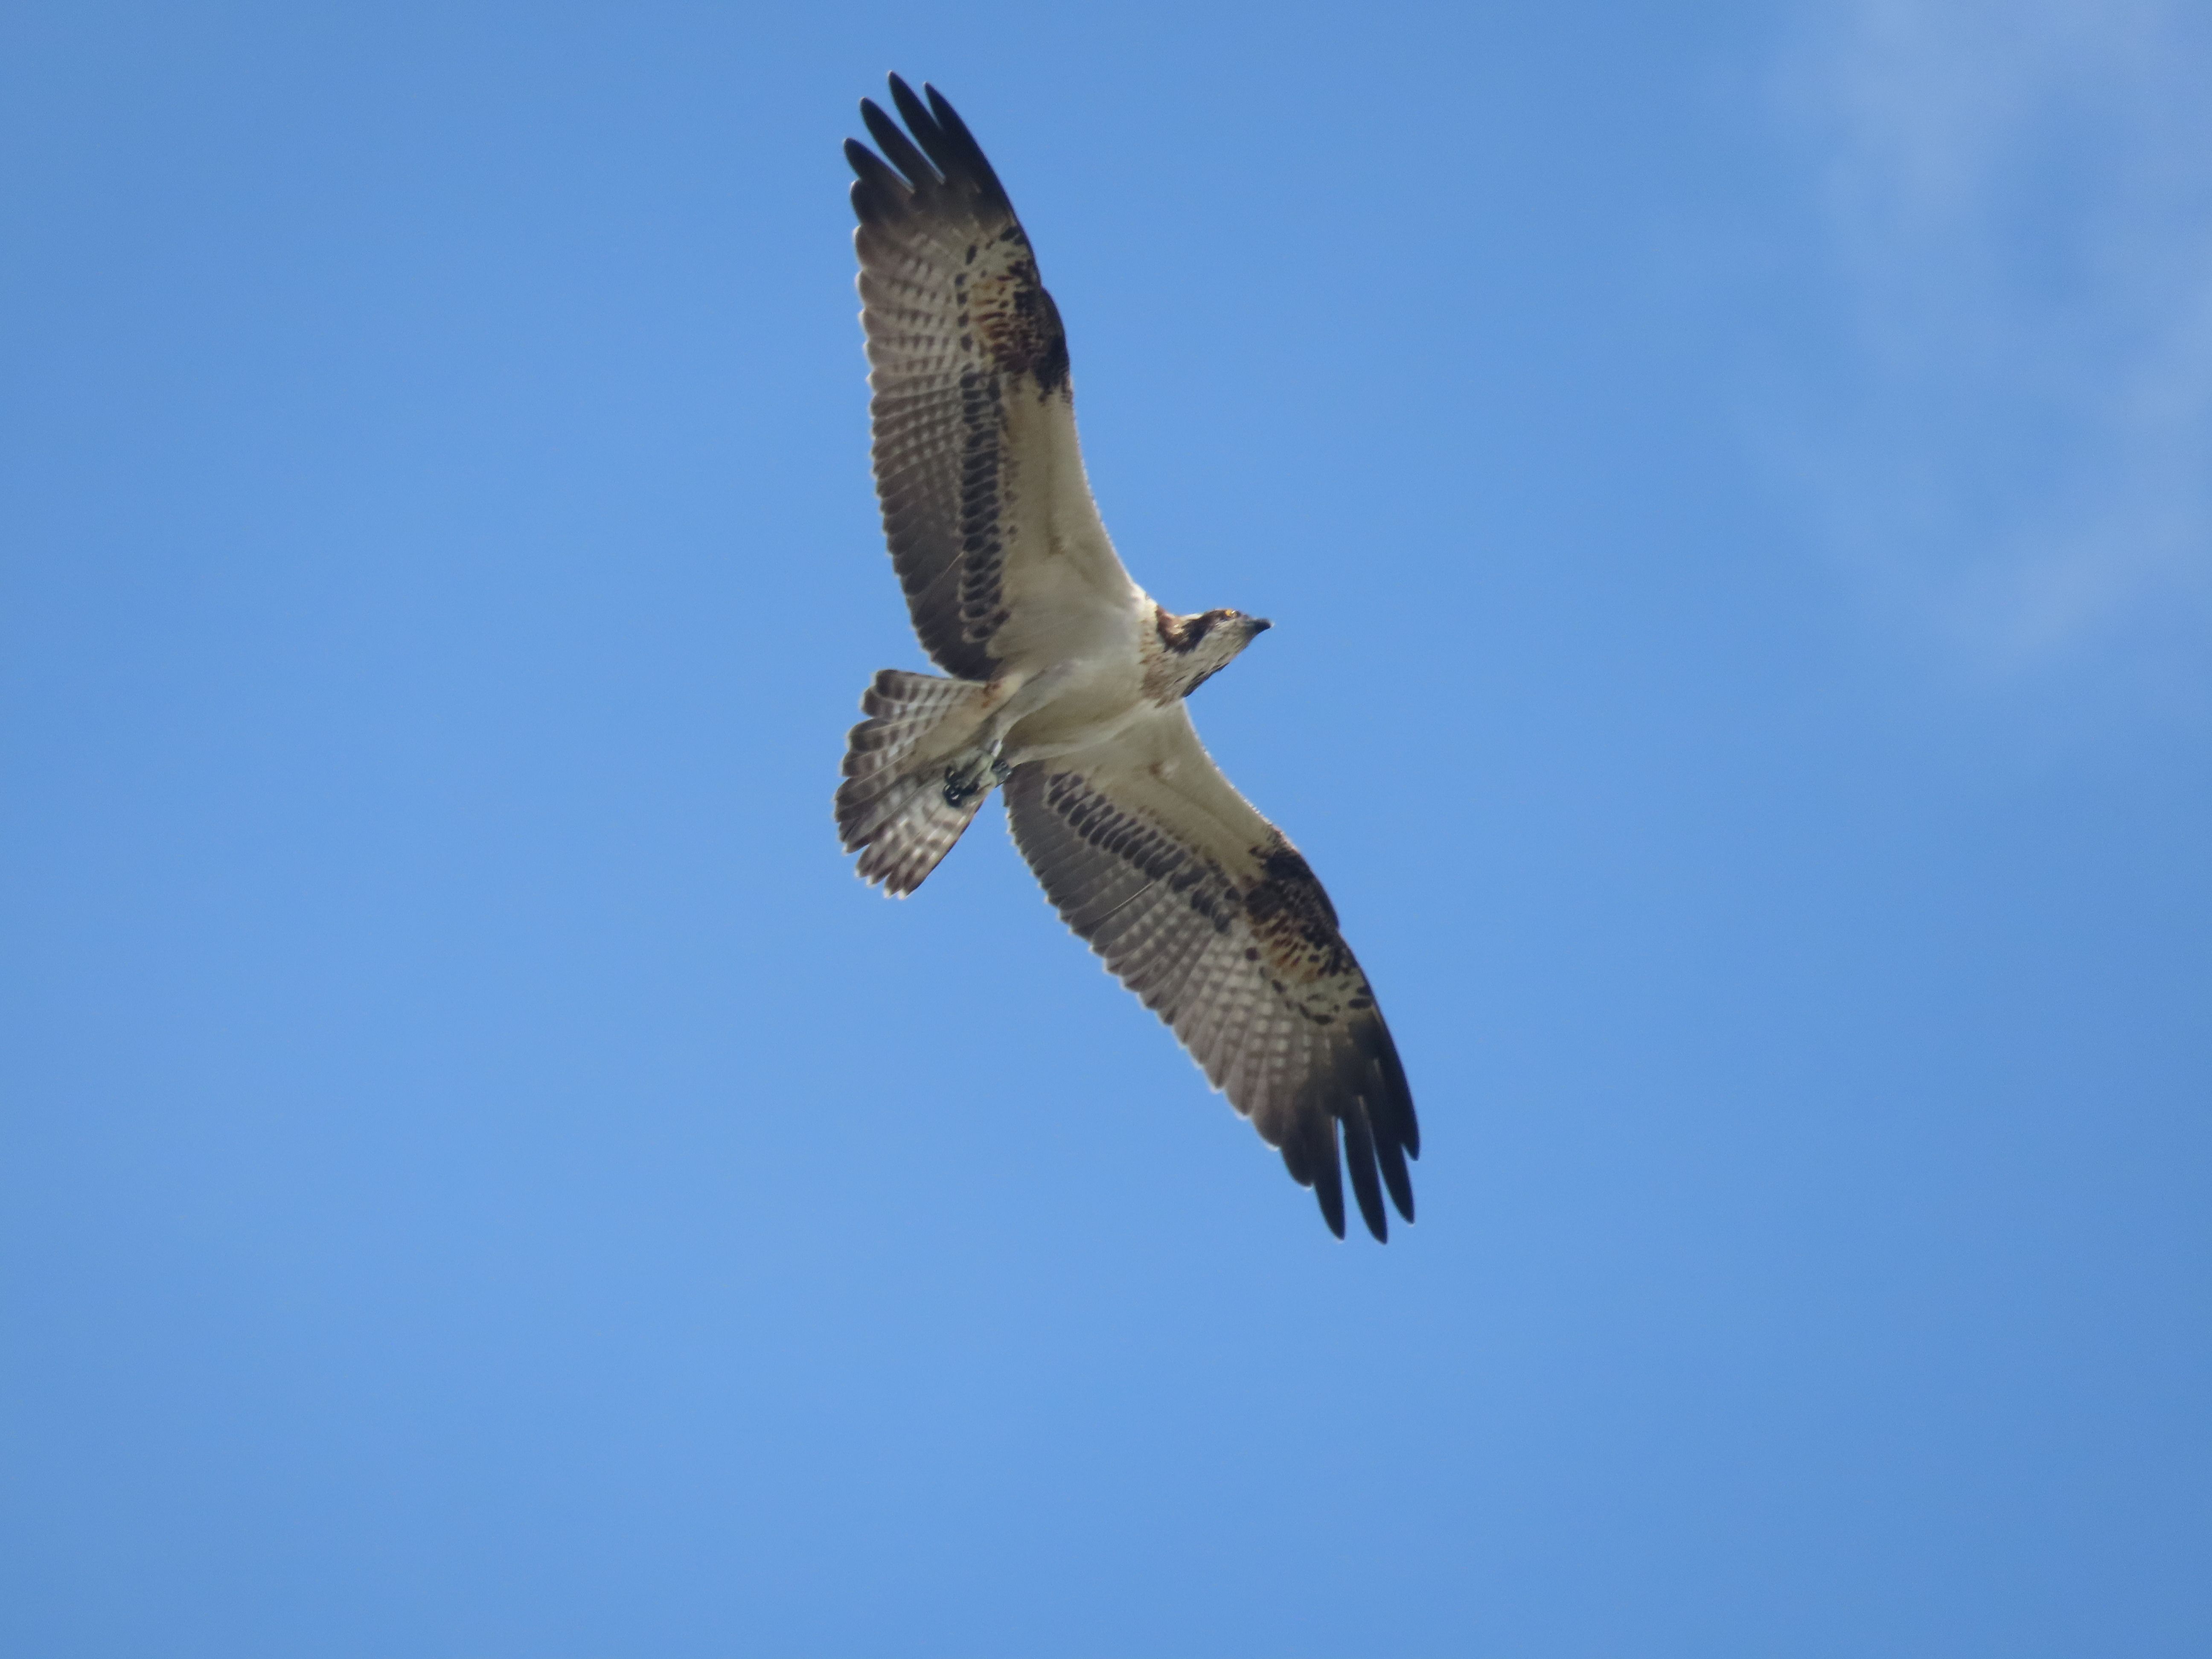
[1247,617,1273,634]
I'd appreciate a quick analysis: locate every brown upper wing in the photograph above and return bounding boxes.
[847,78,1123,680]
[1004,709,1419,1240]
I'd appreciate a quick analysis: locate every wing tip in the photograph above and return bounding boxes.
[1318,1016,1420,1242]
[845,137,909,226]
[1278,1108,1348,1240]
[847,73,1016,223]
[1341,1105,1390,1243]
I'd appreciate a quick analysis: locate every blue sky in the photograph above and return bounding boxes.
[3,2,2206,1654]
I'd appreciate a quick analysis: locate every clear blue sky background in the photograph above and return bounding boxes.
[5,2,2208,1654]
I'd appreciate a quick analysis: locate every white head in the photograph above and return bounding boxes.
[1149,605,1272,701]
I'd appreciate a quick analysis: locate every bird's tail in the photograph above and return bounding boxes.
[835,669,994,896]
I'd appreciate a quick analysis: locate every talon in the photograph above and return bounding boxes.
[941,742,1008,809]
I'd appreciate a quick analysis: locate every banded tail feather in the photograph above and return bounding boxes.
[836,669,992,896]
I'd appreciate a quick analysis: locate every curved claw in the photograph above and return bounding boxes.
[942,742,1007,809]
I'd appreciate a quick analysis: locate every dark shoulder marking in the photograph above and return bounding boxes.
[1244,841,1353,992]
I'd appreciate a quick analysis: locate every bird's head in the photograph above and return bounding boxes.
[1153,606,1272,699]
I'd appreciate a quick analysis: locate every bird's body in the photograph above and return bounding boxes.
[835,78,1419,1240]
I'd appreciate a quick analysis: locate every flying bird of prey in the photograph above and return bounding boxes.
[835,77,1418,1240]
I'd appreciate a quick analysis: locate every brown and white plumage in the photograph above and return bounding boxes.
[837,77,1419,1240]
[845,78,1130,683]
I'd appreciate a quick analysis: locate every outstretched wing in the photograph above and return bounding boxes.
[847,77,1138,681]
[1004,708,1419,1240]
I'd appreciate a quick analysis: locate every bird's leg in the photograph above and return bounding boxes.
[938,709,1014,808]
[936,664,1073,807]
[935,716,1025,807]
[940,739,1005,809]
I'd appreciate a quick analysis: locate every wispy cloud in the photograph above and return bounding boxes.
[1781,0,2212,690]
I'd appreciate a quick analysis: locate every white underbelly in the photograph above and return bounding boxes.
[1000,655,1153,763]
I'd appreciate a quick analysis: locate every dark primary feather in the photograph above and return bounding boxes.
[1004,758,1419,1241]
[847,76,1070,681]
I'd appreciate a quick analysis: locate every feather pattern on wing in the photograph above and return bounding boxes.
[1003,709,1419,1240]
[847,78,1135,681]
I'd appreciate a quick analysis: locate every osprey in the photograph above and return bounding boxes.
[835,77,1419,1241]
